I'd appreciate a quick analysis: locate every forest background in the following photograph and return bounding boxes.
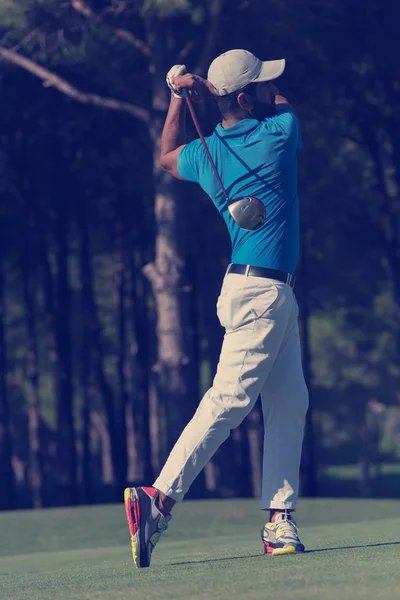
[0,0,399,509]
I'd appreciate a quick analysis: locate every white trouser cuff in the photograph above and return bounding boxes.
[263,501,296,510]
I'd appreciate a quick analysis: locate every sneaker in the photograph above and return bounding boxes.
[124,487,171,568]
[261,512,305,556]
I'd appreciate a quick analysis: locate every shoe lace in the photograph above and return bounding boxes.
[275,519,299,540]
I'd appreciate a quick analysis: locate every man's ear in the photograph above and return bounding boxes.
[237,92,253,112]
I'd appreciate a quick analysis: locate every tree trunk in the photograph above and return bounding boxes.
[359,415,371,498]
[35,113,77,506]
[0,257,15,510]
[76,194,122,495]
[246,404,263,498]
[130,252,154,482]
[86,274,118,492]
[114,211,128,489]
[142,17,202,474]
[21,224,44,509]
[366,135,400,357]
[234,424,253,497]
[80,324,92,504]
[382,121,400,351]
[298,230,318,497]
[196,248,242,497]
[91,411,113,484]
[53,193,77,505]
[143,181,196,448]
[38,228,71,505]
[77,199,93,504]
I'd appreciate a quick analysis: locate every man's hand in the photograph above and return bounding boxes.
[171,73,216,102]
[274,94,292,111]
[166,65,188,98]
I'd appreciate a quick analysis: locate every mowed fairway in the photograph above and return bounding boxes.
[1,498,399,600]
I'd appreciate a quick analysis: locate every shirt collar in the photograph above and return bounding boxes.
[215,118,259,138]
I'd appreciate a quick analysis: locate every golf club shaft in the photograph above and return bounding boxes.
[184,92,229,202]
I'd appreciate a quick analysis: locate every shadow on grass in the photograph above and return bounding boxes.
[306,541,400,553]
[173,541,400,565]
[172,553,261,565]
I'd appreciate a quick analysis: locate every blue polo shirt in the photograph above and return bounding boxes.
[177,110,302,274]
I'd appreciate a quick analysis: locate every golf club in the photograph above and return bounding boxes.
[183,91,266,231]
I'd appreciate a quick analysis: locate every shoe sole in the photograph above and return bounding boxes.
[264,542,305,556]
[271,545,297,556]
[124,487,141,568]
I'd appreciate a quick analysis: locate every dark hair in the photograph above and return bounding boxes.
[216,83,258,117]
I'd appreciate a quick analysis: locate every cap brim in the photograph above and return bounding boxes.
[254,59,286,83]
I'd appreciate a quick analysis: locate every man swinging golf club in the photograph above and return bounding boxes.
[125,49,308,568]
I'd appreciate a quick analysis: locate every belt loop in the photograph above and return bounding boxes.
[286,273,295,288]
[245,265,250,277]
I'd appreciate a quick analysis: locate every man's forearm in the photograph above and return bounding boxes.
[160,96,187,160]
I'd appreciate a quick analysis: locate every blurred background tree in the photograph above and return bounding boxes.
[0,0,399,508]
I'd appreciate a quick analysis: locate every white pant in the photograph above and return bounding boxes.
[153,273,309,509]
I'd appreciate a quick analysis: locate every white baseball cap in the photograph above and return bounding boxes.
[207,49,285,97]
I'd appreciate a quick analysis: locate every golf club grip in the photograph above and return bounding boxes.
[184,93,229,202]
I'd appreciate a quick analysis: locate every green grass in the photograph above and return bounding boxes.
[323,463,400,478]
[1,498,399,600]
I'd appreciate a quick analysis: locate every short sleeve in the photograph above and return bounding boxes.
[264,110,303,149]
[177,139,202,182]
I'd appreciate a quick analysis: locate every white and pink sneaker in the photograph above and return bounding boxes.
[124,487,171,568]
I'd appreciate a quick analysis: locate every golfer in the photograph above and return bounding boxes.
[125,49,309,568]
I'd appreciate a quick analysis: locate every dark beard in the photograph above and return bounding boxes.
[250,100,276,121]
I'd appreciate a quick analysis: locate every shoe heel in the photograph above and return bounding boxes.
[124,488,140,567]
